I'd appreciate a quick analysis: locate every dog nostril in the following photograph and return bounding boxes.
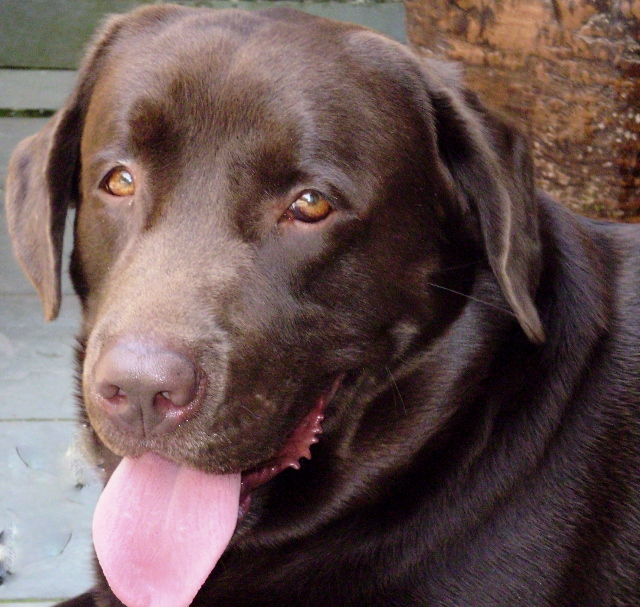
[97,383,126,401]
[154,382,197,411]
[160,377,197,408]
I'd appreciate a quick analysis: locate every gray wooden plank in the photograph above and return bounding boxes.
[0,72,76,115]
[0,295,80,421]
[0,421,101,601]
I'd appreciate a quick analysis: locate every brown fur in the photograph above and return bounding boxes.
[6,5,640,606]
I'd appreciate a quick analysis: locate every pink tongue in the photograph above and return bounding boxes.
[93,452,241,607]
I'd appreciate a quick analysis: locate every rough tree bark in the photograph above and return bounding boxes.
[405,0,640,218]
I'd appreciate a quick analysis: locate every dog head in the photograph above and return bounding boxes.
[5,0,544,555]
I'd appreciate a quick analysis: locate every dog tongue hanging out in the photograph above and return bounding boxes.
[93,455,241,607]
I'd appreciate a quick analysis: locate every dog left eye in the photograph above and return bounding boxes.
[284,191,333,223]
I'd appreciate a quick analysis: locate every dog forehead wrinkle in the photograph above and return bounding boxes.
[84,16,422,227]
[80,32,238,160]
[108,16,300,122]
[161,24,405,166]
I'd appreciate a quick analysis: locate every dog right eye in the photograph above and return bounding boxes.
[101,167,136,197]
[283,190,333,223]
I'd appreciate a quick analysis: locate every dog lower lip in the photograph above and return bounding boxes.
[237,374,344,521]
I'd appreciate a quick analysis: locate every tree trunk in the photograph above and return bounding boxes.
[405,0,640,219]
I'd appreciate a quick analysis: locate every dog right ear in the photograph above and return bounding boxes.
[4,10,135,321]
[5,103,82,321]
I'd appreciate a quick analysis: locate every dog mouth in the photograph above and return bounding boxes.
[91,374,344,607]
[238,373,344,521]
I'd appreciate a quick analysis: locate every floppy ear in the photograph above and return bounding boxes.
[422,61,545,344]
[5,104,82,321]
[4,10,134,321]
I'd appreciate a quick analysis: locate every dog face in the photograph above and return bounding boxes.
[5,0,544,564]
[70,7,461,473]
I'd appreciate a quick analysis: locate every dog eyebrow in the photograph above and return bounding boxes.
[86,145,134,171]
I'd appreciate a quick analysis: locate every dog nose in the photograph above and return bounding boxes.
[93,341,201,437]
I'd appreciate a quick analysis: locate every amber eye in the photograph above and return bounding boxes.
[286,191,332,223]
[101,167,135,197]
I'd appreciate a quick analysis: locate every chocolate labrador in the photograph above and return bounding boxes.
[5,4,640,606]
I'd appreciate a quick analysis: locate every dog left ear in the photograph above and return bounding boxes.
[423,62,545,344]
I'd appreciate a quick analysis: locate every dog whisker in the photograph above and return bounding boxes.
[426,282,517,318]
[239,404,267,421]
[385,366,407,416]
[434,260,480,273]
[56,532,73,557]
